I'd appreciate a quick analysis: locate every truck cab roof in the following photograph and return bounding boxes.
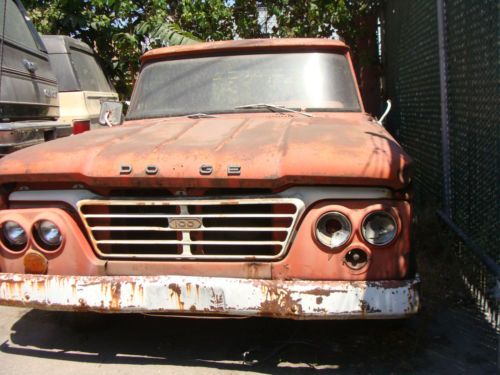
[141,38,349,63]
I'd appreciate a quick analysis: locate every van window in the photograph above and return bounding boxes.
[70,48,112,92]
[0,0,38,50]
[46,53,79,92]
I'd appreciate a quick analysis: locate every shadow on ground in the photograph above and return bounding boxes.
[1,299,497,374]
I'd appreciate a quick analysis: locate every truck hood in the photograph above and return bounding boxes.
[0,114,411,190]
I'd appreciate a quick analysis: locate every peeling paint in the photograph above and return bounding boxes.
[0,273,420,319]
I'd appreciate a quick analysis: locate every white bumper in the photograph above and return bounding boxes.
[0,273,420,319]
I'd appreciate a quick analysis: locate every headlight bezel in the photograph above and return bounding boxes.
[314,211,353,249]
[361,210,399,246]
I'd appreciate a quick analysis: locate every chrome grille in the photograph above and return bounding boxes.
[77,198,304,260]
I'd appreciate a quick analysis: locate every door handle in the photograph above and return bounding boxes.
[22,59,37,73]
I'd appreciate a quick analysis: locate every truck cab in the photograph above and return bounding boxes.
[0,39,419,319]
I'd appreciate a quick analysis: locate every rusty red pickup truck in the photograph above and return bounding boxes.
[0,38,419,319]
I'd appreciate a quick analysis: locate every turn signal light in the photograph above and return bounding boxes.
[24,250,48,274]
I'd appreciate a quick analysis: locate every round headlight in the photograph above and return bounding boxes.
[315,212,352,248]
[362,211,397,246]
[35,220,62,249]
[2,220,27,248]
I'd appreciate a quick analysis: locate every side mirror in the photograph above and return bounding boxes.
[377,99,392,126]
[99,101,124,127]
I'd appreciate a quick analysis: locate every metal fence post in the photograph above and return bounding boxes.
[436,0,452,217]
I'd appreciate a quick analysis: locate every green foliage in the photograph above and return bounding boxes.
[177,0,234,41]
[136,20,201,47]
[261,0,351,37]
[22,0,381,98]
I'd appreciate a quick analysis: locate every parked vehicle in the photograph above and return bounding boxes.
[0,0,71,155]
[0,39,419,319]
[41,35,118,134]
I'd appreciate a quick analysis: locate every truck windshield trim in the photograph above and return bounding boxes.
[127,52,361,120]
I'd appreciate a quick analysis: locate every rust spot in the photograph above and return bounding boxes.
[168,283,184,310]
[109,282,122,309]
[259,283,303,317]
[307,288,332,296]
[210,290,224,311]
[316,296,323,304]
[168,283,181,296]
[313,308,327,314]
[137,283,144,301]
[359,300,381,314]
[373,280,410,289]
[405,281,420,314]
[245,262,266,279]
[189,305,197,312]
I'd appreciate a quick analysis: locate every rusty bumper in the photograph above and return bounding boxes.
[0,273,420,319]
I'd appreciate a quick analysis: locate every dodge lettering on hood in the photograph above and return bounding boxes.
[0,39,419,319]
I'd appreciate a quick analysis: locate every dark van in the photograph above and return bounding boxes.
[0,0,71,155]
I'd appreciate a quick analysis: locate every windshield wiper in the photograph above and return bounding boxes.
[234,103,313,118]
[185,113,218,119]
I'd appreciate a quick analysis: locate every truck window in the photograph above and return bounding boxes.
[128,52,361,120]
[69,48,111,92]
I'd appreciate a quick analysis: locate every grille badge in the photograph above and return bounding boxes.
[168,217,202,230]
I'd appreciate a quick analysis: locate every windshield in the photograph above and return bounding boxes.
[127,52,361,119]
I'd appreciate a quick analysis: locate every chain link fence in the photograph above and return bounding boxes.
[384,0,499,326]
